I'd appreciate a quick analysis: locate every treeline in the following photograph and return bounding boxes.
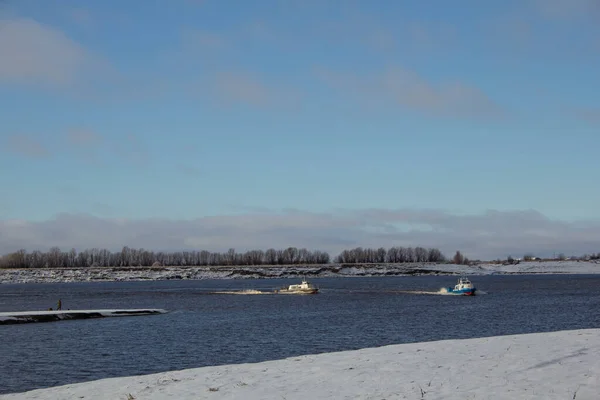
[0,245,448,269]
[488,253,600,265]
[335,246,446,263]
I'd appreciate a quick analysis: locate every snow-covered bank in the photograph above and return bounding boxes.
[0,260,598,284]
[1,329,598,399]
[0,309,167,325]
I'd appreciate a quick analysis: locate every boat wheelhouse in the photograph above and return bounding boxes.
[447,277,476,296]
[275,278,319,294]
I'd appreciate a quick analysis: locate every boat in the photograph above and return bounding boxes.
[447,277,476,296]
[275,278,319,294]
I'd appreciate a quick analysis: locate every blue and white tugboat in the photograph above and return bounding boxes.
[447,277,476,296]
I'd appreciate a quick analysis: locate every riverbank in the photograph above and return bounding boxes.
[1,328,597,399]
[0,260,598,284]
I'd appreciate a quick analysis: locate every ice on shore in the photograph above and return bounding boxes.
[1,260,599,284]
[1,328,598,399]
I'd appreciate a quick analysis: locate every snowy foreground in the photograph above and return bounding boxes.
[0,309,167,325]
[0,260,599,284]
[1,329,598,399]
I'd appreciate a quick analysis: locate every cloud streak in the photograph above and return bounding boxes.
[3,134,50,158]
[0,17,142,102]
[1,209,598,260]
[316,66,504,119]
[0,18,94,87]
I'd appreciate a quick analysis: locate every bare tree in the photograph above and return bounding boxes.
[1,244,446,269]
[453,251,464,265]
[523,253,534,261]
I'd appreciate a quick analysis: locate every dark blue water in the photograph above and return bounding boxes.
[1,274,599,395]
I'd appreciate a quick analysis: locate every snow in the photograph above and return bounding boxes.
[0,309,167,324]
[476,261,600,275]
[1,328,598,399]
[0,260,598,284]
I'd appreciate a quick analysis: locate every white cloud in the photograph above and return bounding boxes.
[1,209,598,260]
[0,18,92,87]
[0,17,125,100]
[317,66,504,119]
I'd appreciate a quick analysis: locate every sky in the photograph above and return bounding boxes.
[1,0,599,260]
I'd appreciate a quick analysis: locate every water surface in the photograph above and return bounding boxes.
[1,274,599,394]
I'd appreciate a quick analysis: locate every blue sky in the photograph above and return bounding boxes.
[1,0,599,259]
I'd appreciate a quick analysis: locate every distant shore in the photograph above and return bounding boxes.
[0,260,598,284]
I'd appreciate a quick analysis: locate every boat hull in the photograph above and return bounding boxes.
[447,287,476,296]
[276,289,319,295]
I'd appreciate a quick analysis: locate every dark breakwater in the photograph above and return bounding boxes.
[0,309,166,325]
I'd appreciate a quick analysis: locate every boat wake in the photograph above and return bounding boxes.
[397,288,487,295]
[395,288,456,295]
[211,290,271,295]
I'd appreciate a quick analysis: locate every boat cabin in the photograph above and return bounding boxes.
[455,277,474,289]
[288,279,314,290]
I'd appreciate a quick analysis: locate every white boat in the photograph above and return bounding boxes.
[275,278,319,294]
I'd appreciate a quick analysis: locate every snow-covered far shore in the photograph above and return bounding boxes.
[1,328,598,399]
[0,260,599,284]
